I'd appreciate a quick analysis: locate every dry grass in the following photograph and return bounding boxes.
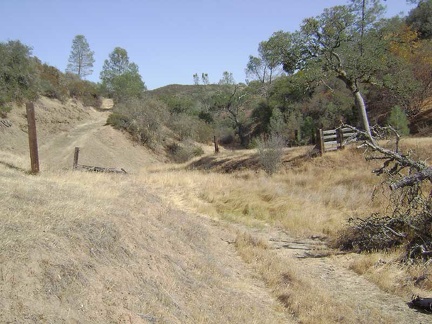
[135,138,432,321]
[345,250,432,297]
[234,232,401,323]
[139,146,384,238]
[2,97,431,324]
[0,161,289,323]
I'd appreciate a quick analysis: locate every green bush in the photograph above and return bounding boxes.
[168,114,214,143]
[64,73,101,107]
[106,112,131,129]
[36,63,68,101]
[167,142,204,163]
[256,135,284,175]
[111,97,169,149]
[387,105,410,136]
[0,40,39,110]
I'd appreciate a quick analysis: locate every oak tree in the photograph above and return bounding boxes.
[100,47,146,102]
[265,0,394,140]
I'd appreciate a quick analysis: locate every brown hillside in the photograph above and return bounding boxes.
[0,97,159,173]
[410,99,432,136]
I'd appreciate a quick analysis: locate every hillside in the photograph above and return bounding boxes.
[0,97,159,173]
[1,97,432,323]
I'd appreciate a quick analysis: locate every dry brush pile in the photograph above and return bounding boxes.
[335,126,432,261]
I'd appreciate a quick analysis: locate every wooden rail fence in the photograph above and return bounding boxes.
[316,127,357,155]
[73,147,127,174]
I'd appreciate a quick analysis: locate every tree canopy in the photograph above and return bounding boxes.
[259,0,411,139]
[100,47,146,102]
[406,0,432,39]
[0,40,38,110]
[66,35,95,79]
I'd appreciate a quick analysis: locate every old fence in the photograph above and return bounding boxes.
[73,147,127,174]
[316,127,357,155]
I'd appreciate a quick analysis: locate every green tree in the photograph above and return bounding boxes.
[218,71,235,85]
[201,73,209,85]
[0,40,38,112]
[387,105,410,135]
[246,36,283,88]
[193,73,200,85]
[100,47,146,101]
[66,35,95,78]
[268,0,395,140]
[406,0,432,39]
[211,79,251,147]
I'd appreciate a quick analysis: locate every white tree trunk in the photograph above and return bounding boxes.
[354,90,373,141]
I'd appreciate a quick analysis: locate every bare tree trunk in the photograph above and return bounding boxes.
[354,90,373,142]
[337,72,373,141]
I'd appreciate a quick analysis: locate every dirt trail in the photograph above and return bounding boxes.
[245,226,432,323]
[39,107,158,173]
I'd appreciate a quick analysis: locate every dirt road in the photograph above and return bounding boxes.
[248,227,432,323]
[38,107,158,173]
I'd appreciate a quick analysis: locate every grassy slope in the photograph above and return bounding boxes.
[0,97,290,323]
[1,96,432,323]
[0,168,291,323]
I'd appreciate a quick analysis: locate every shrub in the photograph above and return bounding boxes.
[37,63,68,101]
[256,135,284,175]
[168,114,214,143]
[112,97,169,149]
[168,114,196,140]
[64,73,101,107]
[387,105,410,136]
[106,112,131,129]
[167,142,204,163]
[0,40,39,110]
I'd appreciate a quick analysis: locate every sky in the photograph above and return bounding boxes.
[0,0,416,90]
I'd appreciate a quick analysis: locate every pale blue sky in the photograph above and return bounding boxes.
[0,0,415,89]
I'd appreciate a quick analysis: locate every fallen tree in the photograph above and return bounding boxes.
[335,125,432,261]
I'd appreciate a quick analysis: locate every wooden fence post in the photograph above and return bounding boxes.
[336,128,344,150]
[73,147,80,169]
[214,136,219,153]
[26,102,39,174]
[316,128,324,156]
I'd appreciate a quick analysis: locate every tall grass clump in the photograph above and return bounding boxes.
[256,135,284,175]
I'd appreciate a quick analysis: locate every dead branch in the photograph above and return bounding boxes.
[336,126,431,260]
[390,168,432,190]
[342,124,431,190]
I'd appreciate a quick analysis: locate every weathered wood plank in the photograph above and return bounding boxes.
[323,134,338,140]
[324,141,338,146]
[323,130,337,135]
[26,102,39,174]
[76,164,127,174]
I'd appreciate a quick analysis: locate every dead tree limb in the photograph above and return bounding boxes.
[342,124,431,190]
[390,168,432,191]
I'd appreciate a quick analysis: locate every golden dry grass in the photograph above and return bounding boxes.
[0,161,290,323]
[2,96,431,323]
[139,146,384,237]
[135,138,432,321]
[234,232,403,323]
